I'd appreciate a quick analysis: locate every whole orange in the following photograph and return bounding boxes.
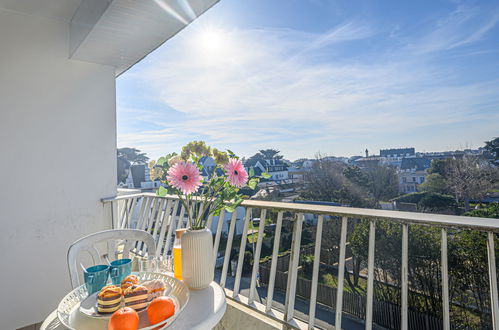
[147,296,175,326]
[108,307,139,330]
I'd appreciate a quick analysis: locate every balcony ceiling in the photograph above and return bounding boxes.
[0,0,219,76]
[0,0,82,21]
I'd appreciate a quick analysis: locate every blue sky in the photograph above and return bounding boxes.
[117,0,499,161]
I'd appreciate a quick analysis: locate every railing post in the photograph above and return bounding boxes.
[365,219,376,330]
[249,209,267,304]
[488,232,499,329]
[266,211,284,313]
[220,211,238,288]
[284,213,303,322]
[401,223,409,330]
[441,228,450,330]
[233,208,252,297]
[308,215,323,329]
[335,216,348,330]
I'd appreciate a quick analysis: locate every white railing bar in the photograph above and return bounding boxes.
[401,223,409,330]
[488,232,499,329]
[266,211,284,313]
[103,193,499,232]
[119,199,129,229]
[156,199,173,256]
[176,204,186,230]
[285,213,304,322]
[213,209,226,265]
[441,228,450,330]
[137,197,152,231]
[234,208,252,297]
[163,200,180,256]
[249,209,268,304]
[220,211,238,288]
[152,198,167,240]
[134,196,147,229]
[335,216,348,329]
[365,220,376,330]
[146,197,160,232]
[308,214,323,329]
[125,197,137,229]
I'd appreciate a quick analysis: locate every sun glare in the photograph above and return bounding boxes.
[198,28,224,52]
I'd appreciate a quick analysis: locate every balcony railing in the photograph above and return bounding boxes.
[102,192,499,330]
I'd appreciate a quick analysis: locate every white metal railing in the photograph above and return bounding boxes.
[102,192,499,330]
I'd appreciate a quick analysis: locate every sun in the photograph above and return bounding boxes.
[198,27,224,53]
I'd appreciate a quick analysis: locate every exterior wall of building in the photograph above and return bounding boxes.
[0,10,116,328]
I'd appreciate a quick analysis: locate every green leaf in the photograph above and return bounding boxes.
[249,167,255,177]
[157,185,168,197]
[156,156,167,166]
[248,178,258,190]
[225,205,236,213]
[261,172,272,179]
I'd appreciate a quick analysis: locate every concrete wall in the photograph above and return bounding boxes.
[0,9,116,329]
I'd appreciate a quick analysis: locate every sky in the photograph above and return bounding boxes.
[117,0,499,161]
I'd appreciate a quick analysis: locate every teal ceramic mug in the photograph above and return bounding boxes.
[84,265,110,294]
[110,258,132,285]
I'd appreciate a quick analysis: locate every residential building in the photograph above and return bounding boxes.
[380,147,416,167]
[398,157,431,193]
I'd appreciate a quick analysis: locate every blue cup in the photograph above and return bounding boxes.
[84,265,110,295]
[110,258,132,285]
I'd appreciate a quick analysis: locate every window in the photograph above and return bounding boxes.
[412,177,416,182]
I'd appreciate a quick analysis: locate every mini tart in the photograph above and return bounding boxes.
[121,274,139,291]
[124,285,149,310]
[142,279,166,301]
[97,285,122,313]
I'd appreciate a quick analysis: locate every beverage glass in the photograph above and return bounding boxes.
[156,255,173,275]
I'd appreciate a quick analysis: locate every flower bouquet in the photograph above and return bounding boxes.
[149,141,269,289]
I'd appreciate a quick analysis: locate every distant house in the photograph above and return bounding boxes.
[380,147,416,167]
[398,157,431,194]
[124,164,161,190]
[251,159,289,182]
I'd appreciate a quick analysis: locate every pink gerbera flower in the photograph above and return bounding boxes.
[167,162,202,195]
[225,158,248,188]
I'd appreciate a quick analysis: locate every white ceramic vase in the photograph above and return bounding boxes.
[181,227,214,290]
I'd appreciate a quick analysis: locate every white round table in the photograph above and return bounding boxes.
[41,282,226,330]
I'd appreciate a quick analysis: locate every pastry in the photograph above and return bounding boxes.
[142,280,166,301]
[97,285,122,313]
[121,274,139,291]
[123,285,149,310]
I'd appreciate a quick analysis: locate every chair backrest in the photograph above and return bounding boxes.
[67,229,156,288]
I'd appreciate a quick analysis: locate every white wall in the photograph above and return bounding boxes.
[0,10,116,329]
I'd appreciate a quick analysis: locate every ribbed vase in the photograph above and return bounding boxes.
[181,227,214,290]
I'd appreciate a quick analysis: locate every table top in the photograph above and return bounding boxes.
[40,281,226,330]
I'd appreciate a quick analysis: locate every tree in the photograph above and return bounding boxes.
[419,173,448,194]
[301,158,375,208]
[117,147,149,165]
[485,137,499,160]
[445,156,496,211]
[365,165,399,202]
[246,149,283,166]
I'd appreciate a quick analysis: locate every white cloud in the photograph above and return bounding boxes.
[118,12,499,160]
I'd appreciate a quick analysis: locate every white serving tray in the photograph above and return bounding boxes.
[57,272,189,330]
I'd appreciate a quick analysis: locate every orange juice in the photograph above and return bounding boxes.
[173,228,186,281]
[173,246,182,280]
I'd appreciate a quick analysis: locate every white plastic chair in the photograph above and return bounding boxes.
[67,229,156,288]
